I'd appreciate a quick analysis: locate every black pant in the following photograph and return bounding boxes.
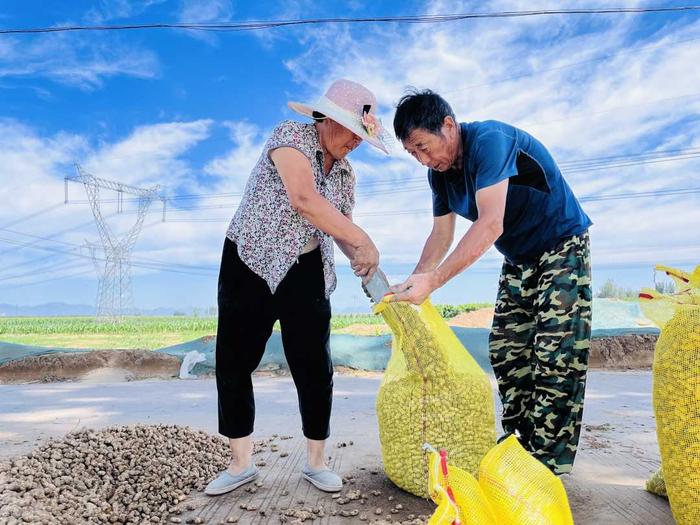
[215,238,333,440]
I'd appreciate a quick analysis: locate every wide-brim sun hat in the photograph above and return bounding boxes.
[288,79,390,155]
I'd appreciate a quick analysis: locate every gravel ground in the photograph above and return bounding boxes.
[0,372,673,524]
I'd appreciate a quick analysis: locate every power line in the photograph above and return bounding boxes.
[0,236,217,277]
[124,183,700,220]
[556,146,700,167]
[520,92,700,128]
[0,267,96,291]
[566,153,700,174]
[0,216,111,258]
[2,184,696,286]
[355,148,700,193]
[168,185,700,221]
[0,258,91,283]
[0,226,218,273]
[357,147,700,189]
[63,155,700,210]
[3,7,700,35]
[46,89,700,209]
[50,146,700,226]
[8,179,693,265]
[60,145,700,211]
[3,230,694,287]
[3,147,697,281]
[63,144,700,206]
[0,203,65,230]
[580,186,700,202]
[0,250,77,275]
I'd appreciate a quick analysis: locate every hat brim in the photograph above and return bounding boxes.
[288,100,389,155]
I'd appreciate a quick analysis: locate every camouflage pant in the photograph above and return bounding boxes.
[489,231,592,475]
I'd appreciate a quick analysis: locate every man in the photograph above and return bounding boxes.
[390,89,592,475]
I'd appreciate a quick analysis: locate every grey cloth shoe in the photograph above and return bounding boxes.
[301,464,343,493]
[204,465,258,496]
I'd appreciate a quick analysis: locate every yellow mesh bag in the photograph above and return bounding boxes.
[426,445,497,525]
[650,303,700,524]
[478,436,574,525]
[374,298,496,497]
[639,263,700,524]
[639,264,700,329]
[425,436,573,525]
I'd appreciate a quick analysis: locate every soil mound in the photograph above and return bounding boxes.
[0,350,180,384]
[449,308,494,328]
[590,334,658,369]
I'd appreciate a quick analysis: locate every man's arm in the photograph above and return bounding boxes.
[390,179,508,303]
[432,179,507,286]
[413,213,456,274]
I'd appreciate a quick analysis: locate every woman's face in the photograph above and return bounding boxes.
[318,119,362,160]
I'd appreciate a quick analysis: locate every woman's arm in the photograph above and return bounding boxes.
[270,147,378,277]
[335,213,357,259]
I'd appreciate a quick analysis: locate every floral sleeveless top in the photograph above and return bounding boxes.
[226,120,355,297]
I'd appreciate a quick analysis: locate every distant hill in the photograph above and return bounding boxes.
[0,302,371,317]
[0,303,185,317]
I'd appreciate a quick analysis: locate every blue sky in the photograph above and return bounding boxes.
[0,0,699,313]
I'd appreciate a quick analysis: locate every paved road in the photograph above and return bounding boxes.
[0,371,673,524]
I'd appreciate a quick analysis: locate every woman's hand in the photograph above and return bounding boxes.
[351,235,379,279]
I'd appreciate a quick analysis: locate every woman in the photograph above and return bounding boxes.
[205,79,388,496]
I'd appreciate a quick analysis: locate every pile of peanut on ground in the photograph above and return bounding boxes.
[0,424,229,524]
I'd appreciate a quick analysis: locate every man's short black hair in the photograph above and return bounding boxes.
[393,89,456,142]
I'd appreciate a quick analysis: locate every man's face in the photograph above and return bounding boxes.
[402,119,457,172]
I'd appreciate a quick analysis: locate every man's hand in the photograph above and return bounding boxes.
[389,271,440,305]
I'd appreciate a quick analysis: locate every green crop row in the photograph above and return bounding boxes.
[0,304,493,336]
[0,316,218,335]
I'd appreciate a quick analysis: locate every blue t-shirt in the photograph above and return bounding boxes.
[429,121,592,264]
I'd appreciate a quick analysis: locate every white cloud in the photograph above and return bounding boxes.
[203,121,267,193]
[83,0,167,23]
[82,119,214,188]
[116,121,271,271]
[177,0,234,22]
[3,1,699,307]
[0,120,87,213]
[0,119,226,291]
[279,0,700,269]
[0,120,93,284]
[174,0,235,44]
[0,33,159,90]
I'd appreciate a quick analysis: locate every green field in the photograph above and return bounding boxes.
[0,304,491,350]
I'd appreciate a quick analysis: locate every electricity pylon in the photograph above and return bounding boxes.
[65,164,161,321]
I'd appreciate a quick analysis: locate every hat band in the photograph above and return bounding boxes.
[315,96,369,131]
